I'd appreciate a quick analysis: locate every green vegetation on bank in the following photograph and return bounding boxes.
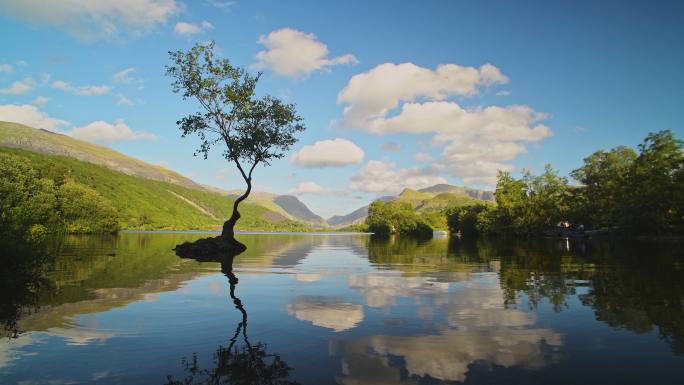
[365,200,433,237]
[447,130,684,237]
[0,148,310,236]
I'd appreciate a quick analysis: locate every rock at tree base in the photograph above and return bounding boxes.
[173,236,246,262]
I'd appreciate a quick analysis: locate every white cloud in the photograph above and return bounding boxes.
[414,152,434,163]
[0,0,180,40]
[289,181,329,195]
[336,62,550,185]
[496,90,511,96]
[349,160,447,194]
[116,94,133,106]
[0,76,35,94]
[75,85,111,96]
[174,20,213,36]
[0,104,155,144]
[336,62,508,128]
[51,80,111,96]
[66,119,156,143]
[0,104,69,130]
[113,67,135,84]
[253,28,358,79]
[291,138,364,168]
[0,64,12,73]
[31,96,49,105]
[205,0,235,9]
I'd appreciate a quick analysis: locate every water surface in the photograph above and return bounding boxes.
[1,233,683,384]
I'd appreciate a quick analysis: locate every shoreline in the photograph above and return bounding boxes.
[120,229,373,236]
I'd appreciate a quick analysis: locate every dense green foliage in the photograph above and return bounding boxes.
[447,130,684,237]
[365,200,433,237]
[0,152,119,238]
[0,148,310,233]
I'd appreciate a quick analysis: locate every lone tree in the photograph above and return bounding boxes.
[166,42,305,250]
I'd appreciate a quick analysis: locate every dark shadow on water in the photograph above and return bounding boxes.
[173,236,247,263]
[164,256,300,385]
[0,236,58,338]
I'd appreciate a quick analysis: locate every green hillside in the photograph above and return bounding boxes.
[0,147,309,232]
[394,188,484,212]
[0,121,203,189]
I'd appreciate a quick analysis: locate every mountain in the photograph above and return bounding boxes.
[327,185,494,227]
[327,205,369,227]
[327,196,393,227]
[273,195,327,227]
[219,189,326,226]
[0,122,311,231]
[418,184,494,201]
[0,121,202,189]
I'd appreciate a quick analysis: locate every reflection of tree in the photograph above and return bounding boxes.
[165,258,300,385]
[578,249,684,354]
[0,237,56,338]
[479,239,684,355]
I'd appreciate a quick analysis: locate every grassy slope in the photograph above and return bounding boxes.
[394,188,482,211]
[0,148,309,231]
[0,121,202,189]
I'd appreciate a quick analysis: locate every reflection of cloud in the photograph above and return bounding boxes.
[47,327,116,346]
[295,272,323,282]
[334,275,563,384]
[348,273,449,307]
[287,296,363,332]
[332,325,562,384]
[0,333,40,369]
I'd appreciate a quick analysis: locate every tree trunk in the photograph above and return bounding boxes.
[221,178,252,242]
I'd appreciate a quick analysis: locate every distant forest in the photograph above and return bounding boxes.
[366,130,684,238]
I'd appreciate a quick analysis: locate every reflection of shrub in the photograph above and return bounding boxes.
[58,181,119,233]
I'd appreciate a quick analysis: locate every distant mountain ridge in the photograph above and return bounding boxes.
[327,185,494,227]
[274,195,326,227]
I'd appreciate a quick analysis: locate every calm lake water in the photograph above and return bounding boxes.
[1,232,684,384]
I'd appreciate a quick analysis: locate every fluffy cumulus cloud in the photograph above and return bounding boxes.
[0,64,12,73]
[0,104,154,143]
[291,138,364,168]
[349,160,447,194]
[0,0,180,40]
[288,181,329,195]
[66,119,156,143]
[51,80,111,96]
[0,104,69,130]
[337,62,551,185]
[0,76,35,94]
[174,20,213,36]
[253,28,358,78]
[31,96,49,105]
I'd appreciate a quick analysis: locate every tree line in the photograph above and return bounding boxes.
[366,130,683,238]
[450,130,684,236]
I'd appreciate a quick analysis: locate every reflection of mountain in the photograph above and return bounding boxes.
[287,296,363,332]
[15,233,327,337]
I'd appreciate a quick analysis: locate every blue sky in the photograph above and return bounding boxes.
[0,0,682,217]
